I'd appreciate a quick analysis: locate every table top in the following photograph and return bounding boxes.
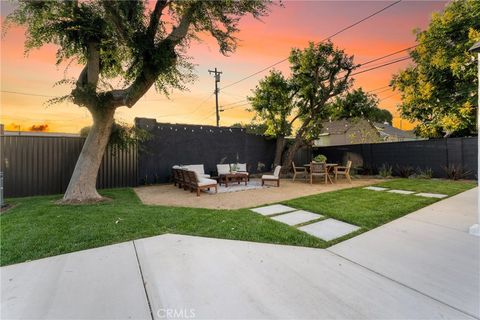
[304,163,338,167]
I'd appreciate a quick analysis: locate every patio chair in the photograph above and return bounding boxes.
[172,166,181,187]
[180,169,191,190]
[335,160,352,183]
[309,162,330,184]
[292,161,307,182]
[262,165,282,187]
[184,164,210,178]
[187,170,218,196]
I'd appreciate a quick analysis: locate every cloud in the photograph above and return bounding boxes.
[29,124,49,132]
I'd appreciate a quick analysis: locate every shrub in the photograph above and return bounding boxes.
[417,167,433,179]
[394,165,415,178]
[443,164,471,180]
[313,154,327,163]
[378,164,393,178]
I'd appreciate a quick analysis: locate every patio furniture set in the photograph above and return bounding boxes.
[292,161,352,184]
[172,163,282,196]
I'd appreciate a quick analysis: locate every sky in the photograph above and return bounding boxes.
[0,0,448,133]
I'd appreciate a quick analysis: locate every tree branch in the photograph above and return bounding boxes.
[165,4,196,44]
[102,1,129,43]
[146,0,169,43]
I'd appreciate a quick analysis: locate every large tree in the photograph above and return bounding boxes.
[248,41,355,168]
[391,0,479,138]
[8,0,272,203]
[330,88,393,124]
[248,70,295,166]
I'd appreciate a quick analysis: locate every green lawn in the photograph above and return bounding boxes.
[0,179,475,266]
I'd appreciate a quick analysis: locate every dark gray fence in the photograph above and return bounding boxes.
[136,118,276,184]
[312,137,478,178]
[1,136,138,198]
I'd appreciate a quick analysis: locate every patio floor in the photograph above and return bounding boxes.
[134,178,381,209]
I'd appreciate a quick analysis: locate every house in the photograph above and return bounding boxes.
[313,119,380,147]
[373,122,419,142]
[313,119,419,147]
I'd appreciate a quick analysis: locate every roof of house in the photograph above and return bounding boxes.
[373,122,417,139]
[320,119,372,135]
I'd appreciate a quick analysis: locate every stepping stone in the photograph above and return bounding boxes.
[415,193,448,199]
[271,210,323,226]
[388,189,415,195]
[250,204,296,216]
[363,186,389,191]
[299,219,360,241]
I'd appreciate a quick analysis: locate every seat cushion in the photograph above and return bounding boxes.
[237,171,249,176]
[185,164,205,175]
[198,178,217,187]
[230,163,247,172]
[217,164,230,175]
[201,174,211,178]
[262,174,278,180]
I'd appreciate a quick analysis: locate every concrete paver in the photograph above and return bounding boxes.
[388,189,415,195]
[271,210,322,226]
[134,234,471,320]
[330,188,480,318]
[1,242,151,320]
[363,186,389,191]
[299,218,360,241]
[250,204,296,216]
[415,192,448,198]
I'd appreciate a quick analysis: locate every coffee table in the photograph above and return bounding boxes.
[218,173,248,187]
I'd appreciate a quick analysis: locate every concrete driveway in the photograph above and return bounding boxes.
[2,189,478,319]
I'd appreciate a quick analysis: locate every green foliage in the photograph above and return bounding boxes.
[391,0,480,137]
[394,165,415,178]
[248,70,294,138]
[416,167,433,179]
[443,164,472,180]
[378,164,393,178]
[313,154,327,163]
[79,122,150,150]
[329,88,393,124]
[6,0,273,103]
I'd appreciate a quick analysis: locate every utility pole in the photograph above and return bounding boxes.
[208,68,222,127]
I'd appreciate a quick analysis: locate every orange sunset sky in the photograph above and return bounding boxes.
[1,1,447,134]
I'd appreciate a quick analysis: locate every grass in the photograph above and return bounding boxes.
[283,178,476,245]
[373,178,476,195]
[0,189,325,266]
[0,178,475,266]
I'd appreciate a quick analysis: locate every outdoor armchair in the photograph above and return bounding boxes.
[309,162,331,184]
[292,161,307,182]
[230,163,250,180]
[262,165,282,187]
[184,164,210,178]
[187,170,217,196]
[335,160,352,183]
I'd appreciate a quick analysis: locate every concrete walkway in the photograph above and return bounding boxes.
[2,189,478,319]
[329,187,480,319]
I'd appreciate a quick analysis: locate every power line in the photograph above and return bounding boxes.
[351,56,412,76]
[1,90,57,98]
[221,0,402,90]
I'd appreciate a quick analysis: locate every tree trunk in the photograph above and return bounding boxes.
[273,135,285,167]
[283,135,304,171]
[62,107,116,203]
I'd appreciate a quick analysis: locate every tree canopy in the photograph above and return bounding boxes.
[329,88,393,124]
[391,0,479,137]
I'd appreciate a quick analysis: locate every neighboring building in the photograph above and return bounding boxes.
[313,119,380,147]
[373,122,419,142]
[313,119,419,147]
[2,130,80,138]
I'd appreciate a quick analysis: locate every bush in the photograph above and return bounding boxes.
[378,164,393,178]
[394,165,415,178]
[443,164,471,180]
[417,167,433,179]
[313,154,327,163]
